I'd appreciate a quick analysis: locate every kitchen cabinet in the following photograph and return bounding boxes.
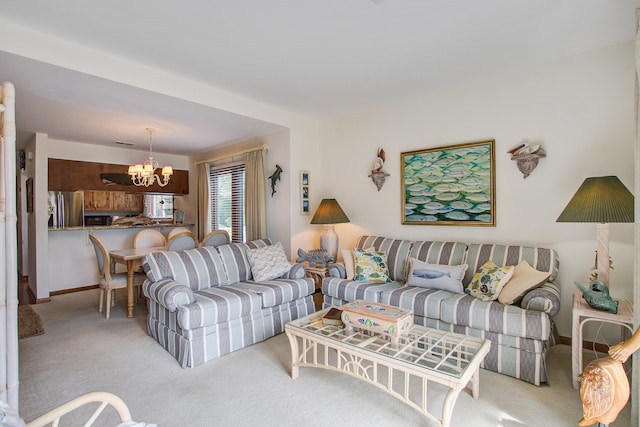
[128,193,143,212]
[84,191,113,211]
[113,193,143,212]
[48,158,189,194]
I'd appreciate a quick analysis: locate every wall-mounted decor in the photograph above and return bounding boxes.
[268,164,283,197]
[508,142,546,178]
[300,170,310,215]
[368,147,390,191]
[401,140,495,226]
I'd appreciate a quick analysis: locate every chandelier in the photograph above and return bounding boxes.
[128,128,173,187]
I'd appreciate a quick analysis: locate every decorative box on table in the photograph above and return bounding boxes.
[341,300,413,344]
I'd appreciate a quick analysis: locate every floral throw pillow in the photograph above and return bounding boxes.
[353,248,392,283]
[342,246,376,280]
[465,260,514,302]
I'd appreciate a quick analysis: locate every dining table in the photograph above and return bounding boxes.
[108,246,164,318]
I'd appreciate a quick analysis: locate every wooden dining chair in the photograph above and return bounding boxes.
[88,234,145,319]
[132,229,166,295]
[200,229,230,248]
[166,231,198,251]
[167,227,190,240]
[134,229,167,249]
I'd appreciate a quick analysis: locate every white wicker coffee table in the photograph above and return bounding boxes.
[285,308,490,427]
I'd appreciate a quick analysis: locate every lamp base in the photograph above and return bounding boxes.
[319,225,338,260]
[596,223,610,290]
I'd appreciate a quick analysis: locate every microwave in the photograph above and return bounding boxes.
[84,215,112,226]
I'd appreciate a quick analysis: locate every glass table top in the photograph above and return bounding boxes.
[287,308,489,379]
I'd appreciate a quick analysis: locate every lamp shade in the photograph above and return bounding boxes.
[310,199,350,225]
[556,176,634,223]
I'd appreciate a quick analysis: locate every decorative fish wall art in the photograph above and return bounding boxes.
[401,140,495,226]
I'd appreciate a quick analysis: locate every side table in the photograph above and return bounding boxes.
[571,292,634,389]
[303,263,330,310]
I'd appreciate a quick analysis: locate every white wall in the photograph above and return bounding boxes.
[315,42,636,339]
[25,133,51,301]
[48,138,191,169]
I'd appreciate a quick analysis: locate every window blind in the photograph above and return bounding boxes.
[210,162,245,243]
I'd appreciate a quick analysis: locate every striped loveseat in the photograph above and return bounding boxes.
[142,238,315,368]
[322,235,560,385]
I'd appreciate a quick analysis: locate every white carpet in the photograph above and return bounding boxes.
[18,290,631,427]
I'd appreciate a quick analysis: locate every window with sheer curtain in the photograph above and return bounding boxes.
[209,162,245,243]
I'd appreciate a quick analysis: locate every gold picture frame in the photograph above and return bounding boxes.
[401,140,496,226]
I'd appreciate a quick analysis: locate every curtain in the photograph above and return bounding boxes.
[244,149,267,241]
[0,82,19,408]
[196,162,211,240]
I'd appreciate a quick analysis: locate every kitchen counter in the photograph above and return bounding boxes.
[48,223,195,293]
[48,223,194,232]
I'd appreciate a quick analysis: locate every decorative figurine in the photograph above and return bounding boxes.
[578,356,629,426]
[368,147,390,191]
[507,142,546,178]
[296,248,335,267]
[574,280,618,314]
[577,327,640,426]
[268,164,283,197]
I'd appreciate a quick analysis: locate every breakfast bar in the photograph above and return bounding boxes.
[47,224,193,295]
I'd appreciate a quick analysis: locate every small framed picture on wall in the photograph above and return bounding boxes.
[300,170,310,215]
[26,178,33,213]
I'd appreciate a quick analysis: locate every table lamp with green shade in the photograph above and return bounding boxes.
[310,198,350,259]
[556,176,634,293]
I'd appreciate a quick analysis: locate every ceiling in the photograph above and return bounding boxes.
[0,0,638,154]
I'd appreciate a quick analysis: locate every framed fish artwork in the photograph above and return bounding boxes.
[401,140,496,226]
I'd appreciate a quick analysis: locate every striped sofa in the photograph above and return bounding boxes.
[322,235,560,385]
[142,239,315,368]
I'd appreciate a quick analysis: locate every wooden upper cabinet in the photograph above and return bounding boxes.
[84,191,113,211]
[113,192,143,212]
[128,193,143,212]
[48,158,189,194]
[112,192,128,211]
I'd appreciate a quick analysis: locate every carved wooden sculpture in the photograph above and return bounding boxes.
[368,147,390,191]
[507,143,546,178]
[578,327,640,426]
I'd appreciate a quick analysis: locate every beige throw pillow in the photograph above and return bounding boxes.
[342,247,375,280]
[498,260,550,305]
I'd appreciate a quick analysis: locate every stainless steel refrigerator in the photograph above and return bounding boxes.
[49,191,84,228]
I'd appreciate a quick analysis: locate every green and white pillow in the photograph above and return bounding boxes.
[353,248,391,283]
[466,260,514,301]
[342,246,375,280]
